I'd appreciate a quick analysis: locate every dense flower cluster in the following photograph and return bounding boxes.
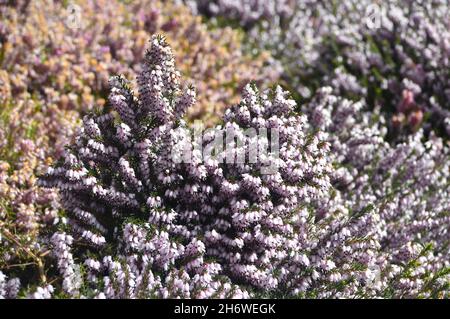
[36,36,449,298]
[304,88,450,297]
[0,0,275,291]
[0,271,21,299]
[37,35,331,297]
[1,0,275,126]
[0,93,68,289]
[190,0,450,138]
[187,0,294,29]
[1,0,449,299]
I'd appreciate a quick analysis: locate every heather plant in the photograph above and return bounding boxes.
[303,87,450,298]
[0,0,276,294]
[36,35,333,297]
[33,36,449,298]
[0,89,73,294]
[186,0,294,29]
[1,0,275,127]
[189,0,450,139]
[1,1,449,299]
[0,271,21,298]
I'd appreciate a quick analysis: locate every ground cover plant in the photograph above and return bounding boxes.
[0,0,449,299]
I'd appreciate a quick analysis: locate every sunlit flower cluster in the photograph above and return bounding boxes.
[1,0,275,126]
[0,0,275,292]
[191,0,450,138]
[35,37,449,298]
[37,36,332,297]
[0,0,449,299]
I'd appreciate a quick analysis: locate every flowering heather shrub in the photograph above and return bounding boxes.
[304,87,450,298]
[190,0,450,138]
[0,271,21,299]
[187,0,294,29]
[0,0,275,294]
[1,0,275,126]
[0,92,73,292]
[33,36,449,298]
[36,35,331,297]
[0,1,448,299]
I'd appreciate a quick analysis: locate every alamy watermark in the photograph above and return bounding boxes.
[65,3,82,30]
[366,264,382,289]
[63,1,136,30]
[365,4,384,30]
[171,121,280,175]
